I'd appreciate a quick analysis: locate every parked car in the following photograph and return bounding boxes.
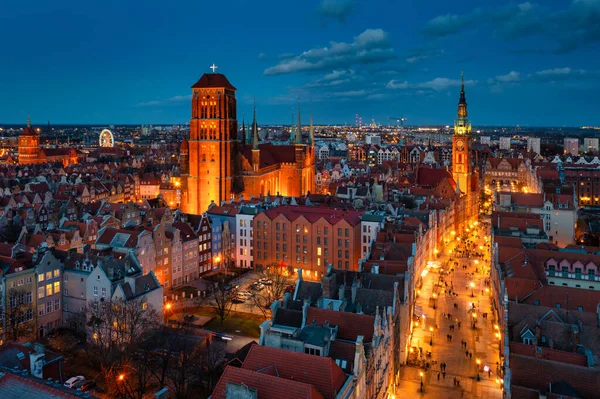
[64,376,85,388]
[259,278,273,286]
[80,380,96,391]
[250,282,263,291]
[232,296,245,304]
[238,290,252,297]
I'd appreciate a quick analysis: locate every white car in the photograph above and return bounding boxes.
[64,376,85,388]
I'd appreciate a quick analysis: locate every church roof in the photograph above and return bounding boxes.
[239,143,297,168]
[191,73,236,90]
[180,137,189,152]
[21,126,37,137]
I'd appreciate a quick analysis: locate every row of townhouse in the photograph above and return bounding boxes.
[0,246,162,342]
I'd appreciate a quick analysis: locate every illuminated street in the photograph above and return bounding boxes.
[396,223,503,398]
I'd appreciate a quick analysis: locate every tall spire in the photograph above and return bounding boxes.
[454,72,470,135]
[27,115,31,128]
[252,100,259,150]
[241,117,246,146]
[309,100,315,147]
[458,72,467,119]
[290,110,295,143]
[295,98,302,145]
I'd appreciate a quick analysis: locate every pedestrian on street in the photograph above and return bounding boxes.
[453,377,457,386]
[438,372,440,381]
[442,371,446,380]
[465,351,468,358]
[469,352,472,360]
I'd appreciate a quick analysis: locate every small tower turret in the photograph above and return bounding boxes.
[251,102,260,171]
[180,137,189,175]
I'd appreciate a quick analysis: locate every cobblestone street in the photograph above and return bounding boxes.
[396,225,503,398]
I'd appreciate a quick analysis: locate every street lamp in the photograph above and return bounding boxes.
[471,312,477,329]
[470,282,475,297]
[432,293,437,310]
[476,359,481,381]
[419,371,424,392]
[429,326,434,346]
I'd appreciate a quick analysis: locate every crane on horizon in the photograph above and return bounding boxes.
[389,115,407,126]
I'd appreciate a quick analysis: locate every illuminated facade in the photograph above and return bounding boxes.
[17,117,78,167]
[452,74,478,224]
[18,117,42,165]
[182,72,315,215]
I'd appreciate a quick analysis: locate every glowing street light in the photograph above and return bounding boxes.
[118,374,125,381]
[432,293,437,310]
[420,371,424,392]
[476,359,481,381]
[429,326,434,346]
[470,282,475,297]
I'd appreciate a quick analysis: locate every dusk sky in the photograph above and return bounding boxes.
[2,0,600,126]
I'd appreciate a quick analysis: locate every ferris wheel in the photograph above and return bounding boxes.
[99,129,114,147]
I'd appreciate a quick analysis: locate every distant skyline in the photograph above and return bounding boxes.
[1,0,600,126]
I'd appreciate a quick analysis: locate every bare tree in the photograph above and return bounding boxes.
[208,280,236,331]
[84,297,161,398]
[2,288,34,342]
[249,264,291,319]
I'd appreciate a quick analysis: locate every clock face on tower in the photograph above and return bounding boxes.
[456,139,464,149]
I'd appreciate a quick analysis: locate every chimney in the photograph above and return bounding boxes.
[351,279,359,304]
[270,300,281,322]
[353,336,365,376]
[283,292,291,309]
[321,273,335,299]
[301,299,310,329]
[338,283,345,301]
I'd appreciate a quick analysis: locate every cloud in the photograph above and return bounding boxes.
[534,67,572,76]
[263,29,394,75]
[316,0,356,22]
[136,95,191,107]
[257,53,266,60]
[366,93,390,100]
[422,10,482,37]
[404,46,444,63]
[421,1,600,53]
[489,71,520,83]
[528,67,592,82]
[387,77,477,91]
[386,80,409,89]
[331,90,366,97]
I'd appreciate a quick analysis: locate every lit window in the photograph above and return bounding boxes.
[38,274,44,283]
[46,284,52,296]
[54,281,60,293]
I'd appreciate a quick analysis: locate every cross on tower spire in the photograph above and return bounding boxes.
[210,63,218,73]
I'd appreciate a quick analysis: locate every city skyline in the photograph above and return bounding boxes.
[2,0,600,126]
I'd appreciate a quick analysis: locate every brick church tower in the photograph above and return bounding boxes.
[18,116,41,165]
[185,72,237,214]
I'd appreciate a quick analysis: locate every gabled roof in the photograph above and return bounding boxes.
[211,366,323,399]
[307,307,374,342]
[242,345,346,399]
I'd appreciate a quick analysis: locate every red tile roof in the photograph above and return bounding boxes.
[211,366,324,399]
[521,285,600,313]
[191,73,236,90]
[509,342,587,367]
[263,206,363,227]
[242,345,347,399]
[307,307,374,342]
